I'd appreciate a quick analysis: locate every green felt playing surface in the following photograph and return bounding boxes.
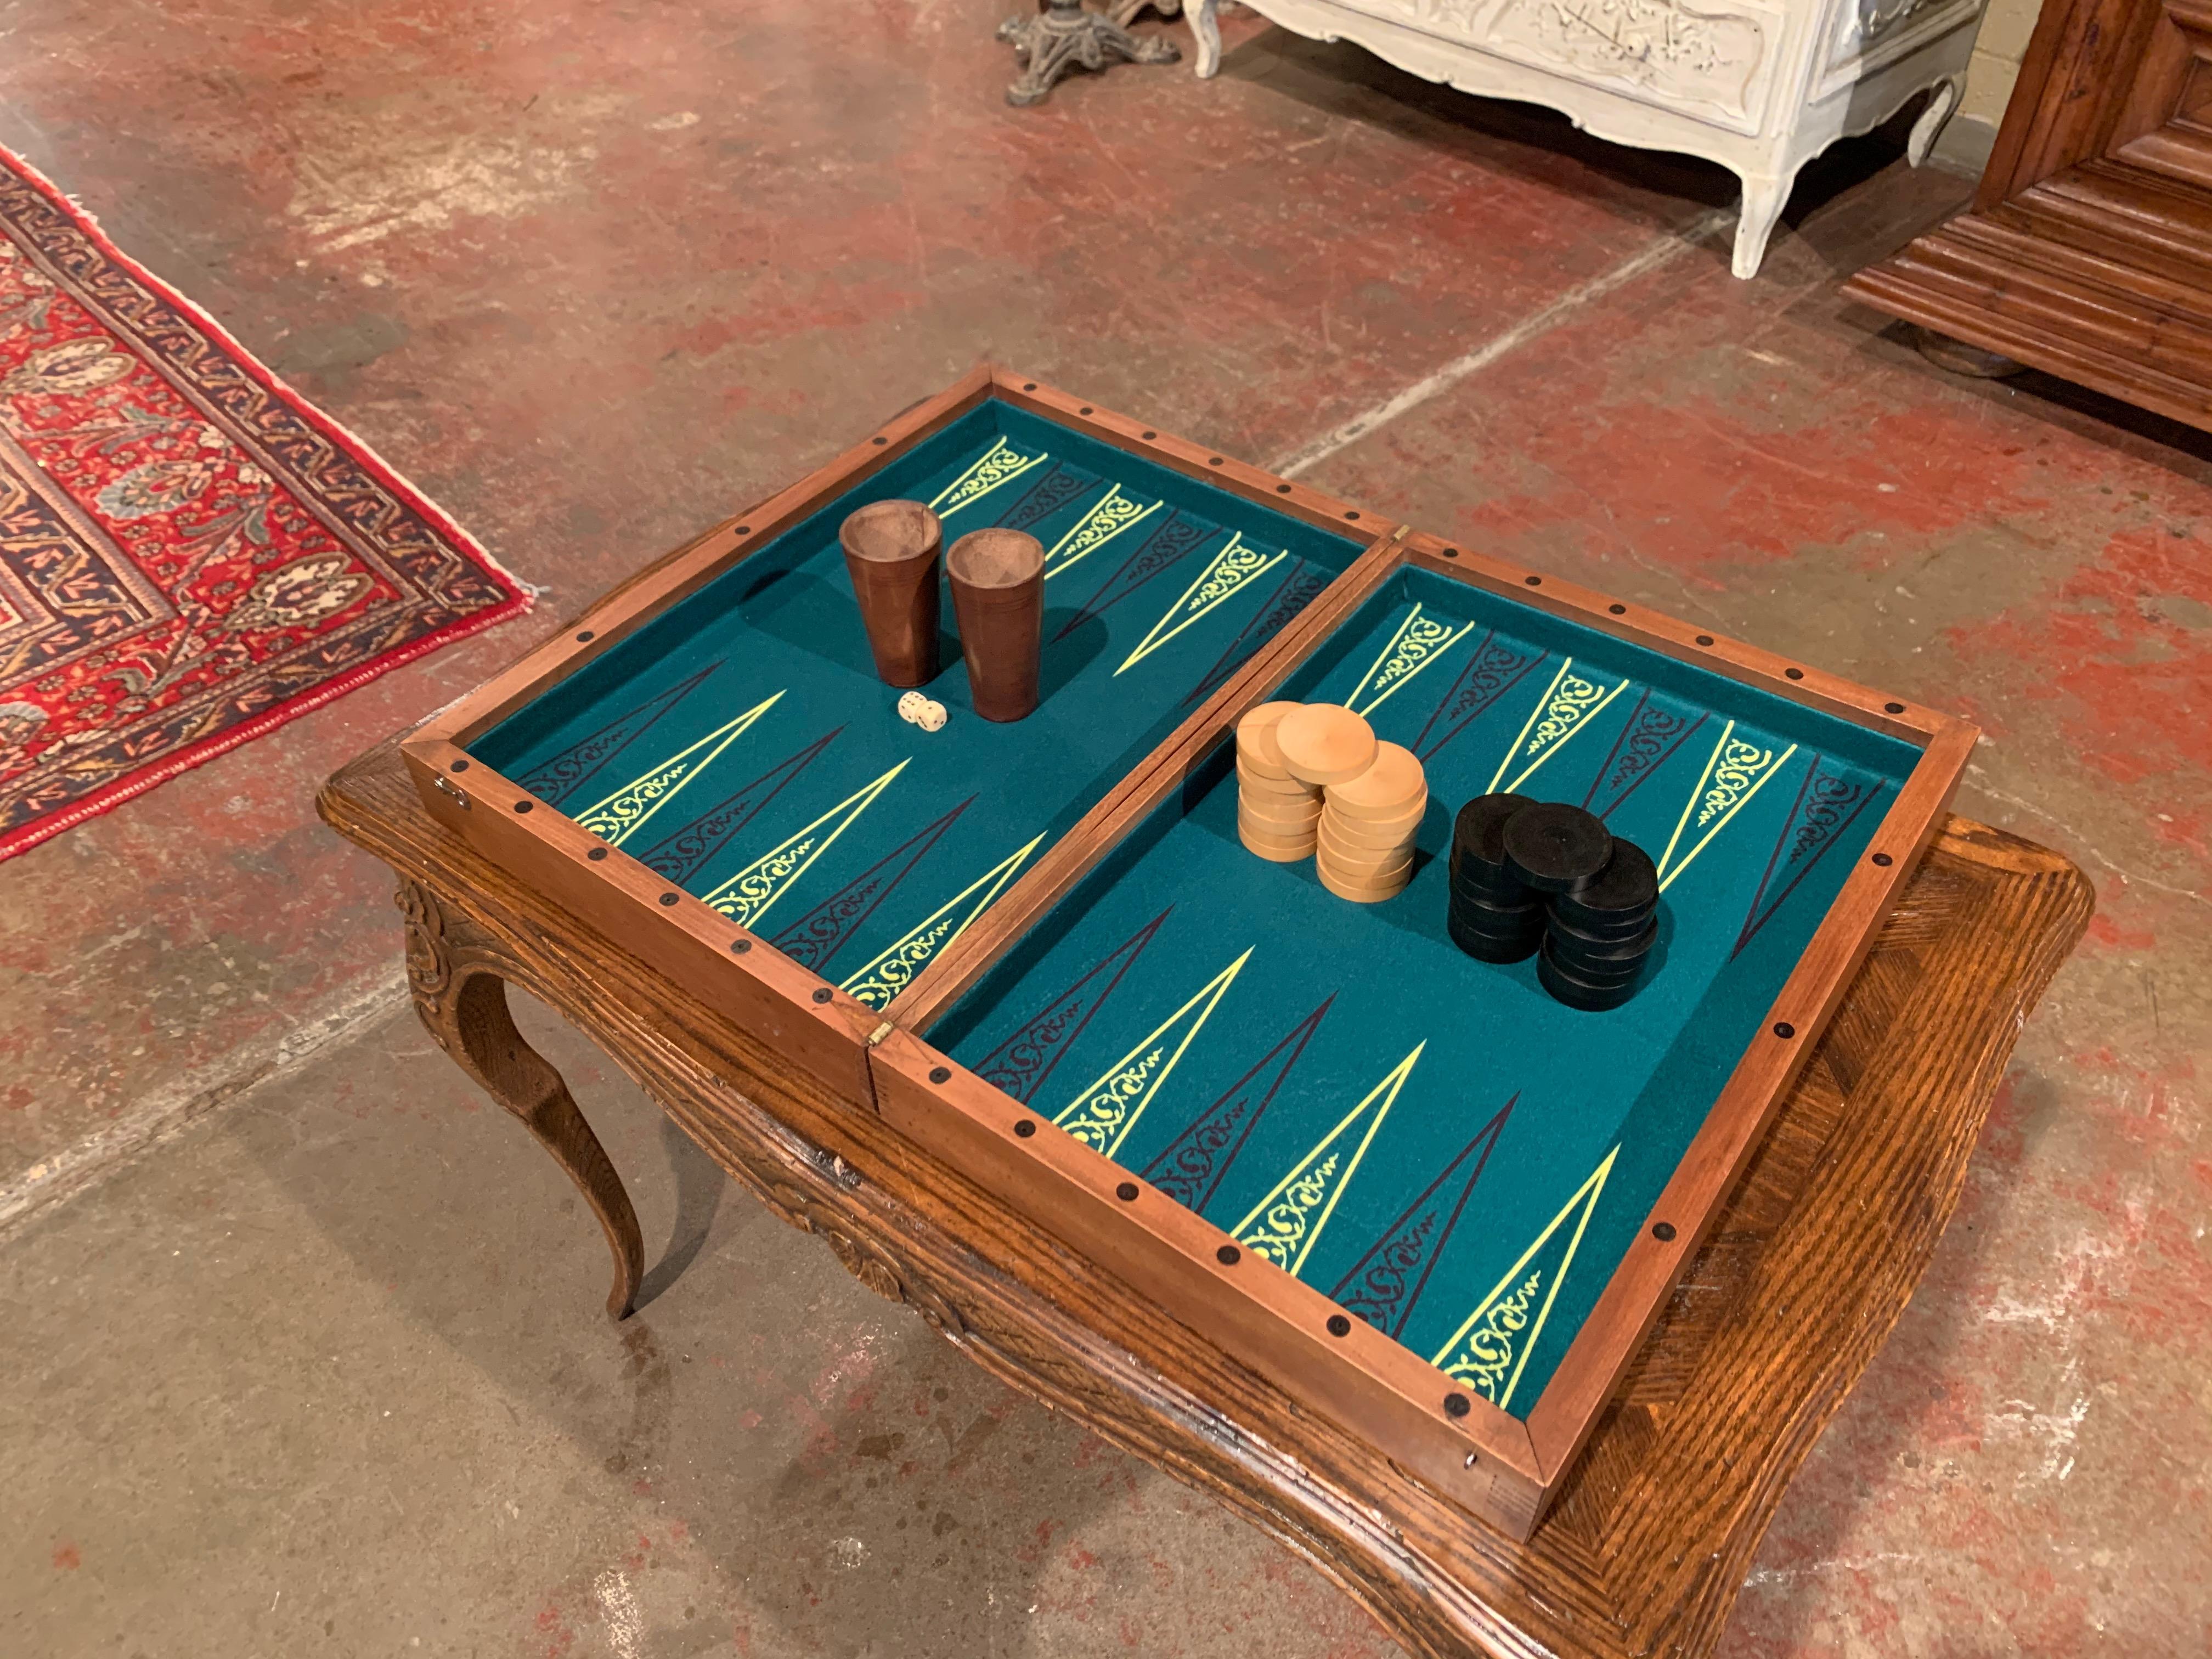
[931,566,1920,1419]
[468,398,1363,1009]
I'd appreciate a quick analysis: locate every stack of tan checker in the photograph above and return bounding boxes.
[1316,732,1426,902]
[1236,702,1428,904]
[1235,700,1324,860]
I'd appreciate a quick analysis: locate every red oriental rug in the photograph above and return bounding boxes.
[0,147,528,862]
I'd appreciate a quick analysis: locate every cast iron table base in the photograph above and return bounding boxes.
[1000,0,1181,106]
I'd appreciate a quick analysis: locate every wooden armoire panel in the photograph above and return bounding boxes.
[1846,0,2212,430]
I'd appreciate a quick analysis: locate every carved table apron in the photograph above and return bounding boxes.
[1184,0,1989,279]
[322,737,2089,1659]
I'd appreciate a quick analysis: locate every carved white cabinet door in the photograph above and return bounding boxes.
[1187,0,1979,276]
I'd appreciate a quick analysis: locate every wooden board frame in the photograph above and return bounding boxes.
[397,366,1399,1111]
[398,368,1976,1541]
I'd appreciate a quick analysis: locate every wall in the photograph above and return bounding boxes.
[1959,0,2044,128]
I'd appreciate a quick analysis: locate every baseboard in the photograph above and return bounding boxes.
[1929,113,1997,179]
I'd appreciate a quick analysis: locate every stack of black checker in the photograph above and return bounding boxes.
[1447,795,1659,1012]
[1446,793,1550,962]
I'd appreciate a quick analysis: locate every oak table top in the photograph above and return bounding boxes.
[320,736,2090,1659]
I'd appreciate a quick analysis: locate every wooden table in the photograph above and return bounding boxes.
[320,738,2089,1659]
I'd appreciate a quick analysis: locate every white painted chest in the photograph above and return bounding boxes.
[1188,0,1983,276]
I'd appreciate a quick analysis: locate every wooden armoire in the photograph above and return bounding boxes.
[1846,0,2212,430]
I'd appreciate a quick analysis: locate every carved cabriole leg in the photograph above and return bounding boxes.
[398,880,646,1322]
[1190,0,1222,77]
[1731,173,1790,280]
[1907,73,1967,168]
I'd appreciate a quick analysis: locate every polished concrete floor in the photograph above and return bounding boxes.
[2,1,2207,1655]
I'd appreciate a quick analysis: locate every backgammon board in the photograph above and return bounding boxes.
[398,366,1974,1537]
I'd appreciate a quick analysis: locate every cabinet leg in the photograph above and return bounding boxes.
[1909,324,2026,380]
[1908,74,1967,168]
[399,880,646,1321]
[1732,174,1790,280]
[1190,0,1222,77]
